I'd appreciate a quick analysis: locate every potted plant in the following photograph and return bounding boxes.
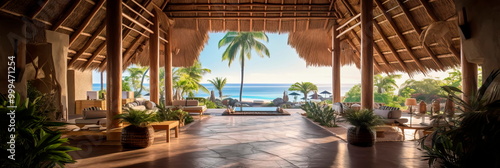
[115,109,158,148]
[344,109,384,147]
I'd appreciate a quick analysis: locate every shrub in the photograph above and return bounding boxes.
[301,102,339,127]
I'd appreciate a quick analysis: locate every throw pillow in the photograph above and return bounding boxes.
[145,101,156,109]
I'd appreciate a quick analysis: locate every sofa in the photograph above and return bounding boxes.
[168,100,207,115]
[373,106,409,124]
[123,99,158,113]
[75,107,107,124]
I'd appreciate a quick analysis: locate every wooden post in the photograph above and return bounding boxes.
[165,28,174,105]
[461,39,477,104]
[106,0,123,140]
[332,23,341,103]
[149,11,159,103]
[360,0,374,109]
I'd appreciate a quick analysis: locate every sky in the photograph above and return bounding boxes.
[92,32,451,87]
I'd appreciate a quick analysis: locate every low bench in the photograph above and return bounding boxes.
[151,120,180,142]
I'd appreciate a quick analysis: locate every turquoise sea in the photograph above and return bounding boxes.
[92,83,354,101]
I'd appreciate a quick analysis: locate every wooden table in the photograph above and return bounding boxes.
[397,124,431,140]
[151,121,179,142]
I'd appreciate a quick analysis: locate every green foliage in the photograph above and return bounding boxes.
[203,100,217,108]
[173,62,211,98]
[443,68,462,89]
[219,32,270,103]
[399,78,444,103]
[288,82,318,101]
[0,93,80,168]
[343,84,361,102]
[114,109,158,127]
[344,109,384,128]
[121,76,132,92]
[98,90,106,99]
[208,77,227,99]
[155,103,194,125]
[125,66,150,97]
[374,74,401,93]
[419,70,500,168]
[301,102,339,127]
[27,81,59,119]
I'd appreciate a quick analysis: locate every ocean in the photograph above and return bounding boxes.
[92,83,354,101]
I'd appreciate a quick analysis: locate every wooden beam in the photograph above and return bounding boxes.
[448,44,461,60]
[165,28,173,105]
[131,0,154,17]
[69,0,105,46]
[122,2,154,25]
[167,10,337,14]
[30,0,49,19]
[68,23,106,67]
[83,42,106,69]
[105,0,122,140]
[122,13,153,33]
[374,0,427,73]
[168,16,337,19]
[373,22,410,73]
[167,3,331,8]
[149,10,160,103]
[396,0,444,70]
[360,0,373,109]
[122,24,149,38]
[332,24,341,103]
[336,22,360,38]
[345,37,381,72]
[461,39,477,104]
[121,0,154,65]
[337,13,361,31]
[418,0,439,21]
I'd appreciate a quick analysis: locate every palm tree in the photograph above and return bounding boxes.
[288,82,318,101]
[208,77,227,99]
[374,74,401,94]
[127,66,149,97]
[218,32,270,104]
[172,61,211,98]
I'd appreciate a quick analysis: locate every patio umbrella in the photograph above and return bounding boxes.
[210,90,216,102]
[320,90,331,98]
[289,92,300,102]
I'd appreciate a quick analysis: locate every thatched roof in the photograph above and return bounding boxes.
[0,0,460,75]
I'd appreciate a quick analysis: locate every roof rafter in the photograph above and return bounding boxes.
[69,0,105,46]
[83,42,106,69]
[51,0,82,30]
[30,0,49,19]
[373,0,427,73]
[121,0,155,67]
[68,23,106,67]
[373,22,410,73]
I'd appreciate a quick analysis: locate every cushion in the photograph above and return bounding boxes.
[374,109,392,119]
[172,100,185,106]
[185,100,199,106]
[172,100,199,106]
[389,110,402,119]
[145,101,156,109]
[83,106,102,111]
[83,110,107,119]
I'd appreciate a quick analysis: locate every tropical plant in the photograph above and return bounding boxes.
[126,66,149,97]
[443,68,462,89]
[0,93,80,168]
[208,77,227,99]
[398,78,443,103]
[114,109,157,148]
[218,32,270,104]
[114,109,158,127]
[301,102,339,127]
[288,82,318,101]
[374,74,401,94]
[343,84,361,102]
[344,109,384,147]
[156,102,194,125]
[173,62,211,98]
[419,70,500,168]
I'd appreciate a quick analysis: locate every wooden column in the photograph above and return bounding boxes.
[332,23,341,103]
[461,39,477,104]
[165,28,174,105]
[149,11,159,103]
[106,0,123,139]
[360,0,374,109]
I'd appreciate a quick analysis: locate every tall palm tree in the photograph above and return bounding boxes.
[208,77,227,99]
[374,74,401,94]
[288,82,318,101]
[218,32,270,103]
[127,66,149,97]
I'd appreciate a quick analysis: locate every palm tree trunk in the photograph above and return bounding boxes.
[218,90,223,99]
[304,93,307,101]
[239,56,245,111]
[137,68,150,97]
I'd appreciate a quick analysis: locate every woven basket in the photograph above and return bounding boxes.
[347,126,376,147]
[121,125,155,148]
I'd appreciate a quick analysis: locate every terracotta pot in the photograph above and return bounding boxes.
[347,126,376,147]
[121,125,154,148]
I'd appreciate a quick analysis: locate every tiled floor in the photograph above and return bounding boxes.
[67,109,428,168]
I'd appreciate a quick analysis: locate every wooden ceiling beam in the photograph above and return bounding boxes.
[349,32,385,73]
[340,0,387,73]
[121,0,154,64]
[131,0,154,17]
[30,0,49,19]
[69,0,105,46]
[122,2,153,25]
[68,23,106,67]
[374,0,427,73]
[122,13,153,33]
[167,10,337,13]
[337,13,361,31]
[169,16,337,19]
[167,3,331,8]
[373,22,410,73]
[324,0,335,29]
[418,0,439,21]
[82,42,106,69]
[397,0,446,70]
[345,37,382,72]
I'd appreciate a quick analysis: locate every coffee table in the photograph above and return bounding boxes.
[397,124,431,140]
